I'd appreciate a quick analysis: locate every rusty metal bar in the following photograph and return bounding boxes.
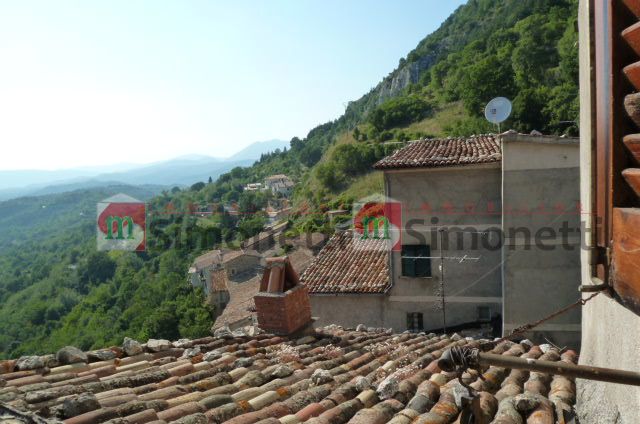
[439,347,640,387]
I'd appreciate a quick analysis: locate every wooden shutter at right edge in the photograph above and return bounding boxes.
[595,0,640,315]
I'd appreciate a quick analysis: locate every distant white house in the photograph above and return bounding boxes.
[244,182,264,192]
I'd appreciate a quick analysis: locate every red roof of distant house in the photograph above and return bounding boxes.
[373,135,501,170]
[299,230,390,294]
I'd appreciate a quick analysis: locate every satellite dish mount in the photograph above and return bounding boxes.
[484,97,512,133]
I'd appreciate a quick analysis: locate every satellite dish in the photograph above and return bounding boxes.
[484,97,512,124]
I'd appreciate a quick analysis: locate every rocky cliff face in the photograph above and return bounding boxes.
[349,34,452,118]
[375,54,436,103]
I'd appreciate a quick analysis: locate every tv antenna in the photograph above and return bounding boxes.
[484,97,512,133]
[405,228,485,334]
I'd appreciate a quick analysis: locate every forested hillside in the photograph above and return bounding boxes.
[0,186,212,357]
[0,0,579,358]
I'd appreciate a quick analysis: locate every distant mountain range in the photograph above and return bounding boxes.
[226,139,289,161]
[0,139,289,201]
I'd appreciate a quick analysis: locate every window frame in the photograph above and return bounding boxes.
[401,244,432,278]
[406,312,424,332]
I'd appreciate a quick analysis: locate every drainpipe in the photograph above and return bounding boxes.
[499,134,506,337]
[384,171,394,329]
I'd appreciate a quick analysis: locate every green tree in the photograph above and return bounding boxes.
[368,95,432,131]
[315,162,343,191]
[78,252,116,291]
[237,214,266,239]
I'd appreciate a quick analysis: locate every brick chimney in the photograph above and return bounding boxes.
[253,256,312,335]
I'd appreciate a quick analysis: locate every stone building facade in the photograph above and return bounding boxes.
[301,132,580,347]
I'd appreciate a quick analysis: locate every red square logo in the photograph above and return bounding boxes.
[352,196,402,251]
[97,194,146,252]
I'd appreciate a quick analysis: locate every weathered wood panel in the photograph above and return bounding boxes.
[623,0,640,18]
[612,208,640,315]
[622,168,640,196]
[623,134,640,162]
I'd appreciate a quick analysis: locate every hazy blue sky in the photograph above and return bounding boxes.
[0,1,466,170]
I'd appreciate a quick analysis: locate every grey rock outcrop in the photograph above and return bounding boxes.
[146,339,172,352]
[61,392,100,418]
[87,349,117,362]
[213,326,232,339]
[122,337,143,356]
[15,356,44,371]
[56,346,88,365]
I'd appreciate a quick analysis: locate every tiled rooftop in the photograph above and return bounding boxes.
[213,275,261,329]
[0,327,578,423]
[223,251,260,266]
[191,250,224,272]
[373,135,501,170]
[299,231,390,294]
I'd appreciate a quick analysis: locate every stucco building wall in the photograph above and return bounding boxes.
[225,254,261,280]
[501,138,581,348]
[310,295,385,328]
[384,166,503,331]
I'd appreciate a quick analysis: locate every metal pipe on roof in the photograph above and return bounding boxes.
[438,347,640,386]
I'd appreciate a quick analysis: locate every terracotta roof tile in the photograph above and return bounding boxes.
[0,328,578,423]
[299,231,390,294]
[213,275,261,328]
[373,135,501,170]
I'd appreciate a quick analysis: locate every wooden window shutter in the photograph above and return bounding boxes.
[593,0,640,315]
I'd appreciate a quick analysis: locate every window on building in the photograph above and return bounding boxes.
[477,306,492,322]
[406,312,424,332]
[401,245,431,277]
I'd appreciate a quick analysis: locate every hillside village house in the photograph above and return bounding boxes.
[241,221,289,253]
[264,174,294,197]
[243,182,264,192]
[188,249,261,292]
[187,249,223,292]
[222,249,261,280]
[207,268,230,313]
[300,132,581,347]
